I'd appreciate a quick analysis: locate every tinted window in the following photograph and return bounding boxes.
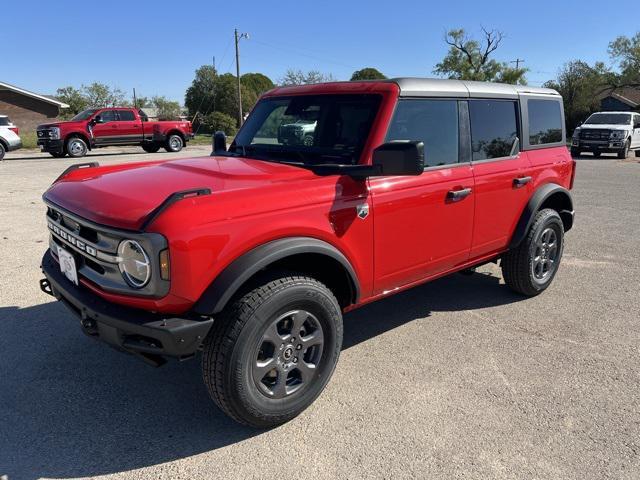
[0,117,9,126]
[117,110,135,121]
[528,100,562,145]
[385,100,459,167]
[98,110,117,123]
[469,100,518,160]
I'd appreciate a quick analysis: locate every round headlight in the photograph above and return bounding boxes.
[117,240,151,288]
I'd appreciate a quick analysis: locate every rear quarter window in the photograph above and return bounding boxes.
[0,117,9,126]
[528,99,562,145]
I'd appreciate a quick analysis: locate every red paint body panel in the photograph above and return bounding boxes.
[42,82,574,316]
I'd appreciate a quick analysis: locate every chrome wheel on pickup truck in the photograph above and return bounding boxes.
[202,273,342,428]
[165,134,184,153]
[66,137,88,158]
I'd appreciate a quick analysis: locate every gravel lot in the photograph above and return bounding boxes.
[0,147,639,480]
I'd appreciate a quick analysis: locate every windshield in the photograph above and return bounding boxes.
[585,113,631,125]
[71,109,99,121]
[232,94,382,165]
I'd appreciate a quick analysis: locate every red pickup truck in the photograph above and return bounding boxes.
[37,107,193,158]
[40,79,575,427]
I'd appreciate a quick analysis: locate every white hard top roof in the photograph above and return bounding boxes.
[391,77,560,99]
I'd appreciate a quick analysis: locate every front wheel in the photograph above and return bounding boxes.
[164,134,184,152]
[202,273,343,427]
[66,137,88,158]
[501,209,564,296]
[618,139,630,159]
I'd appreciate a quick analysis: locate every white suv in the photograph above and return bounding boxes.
[0,115,22,161]
[571,111,640,158]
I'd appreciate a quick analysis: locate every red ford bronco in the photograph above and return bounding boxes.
[36,107,193,158]
[40,79,575,427]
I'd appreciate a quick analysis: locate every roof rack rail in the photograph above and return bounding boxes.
[141,188,212,231]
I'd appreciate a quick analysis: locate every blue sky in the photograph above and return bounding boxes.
[1,0,637,103]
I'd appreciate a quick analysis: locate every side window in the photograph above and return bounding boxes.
[117,110,135,121]
[469,100,518,160]
[385,99,459,168]
[98,110,117,123]
[528,99,562,145]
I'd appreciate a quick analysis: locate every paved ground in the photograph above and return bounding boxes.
[0,147,639,480]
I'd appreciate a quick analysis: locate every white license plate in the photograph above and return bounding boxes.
[57,246,78,286]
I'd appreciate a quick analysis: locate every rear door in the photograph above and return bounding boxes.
[115,110,143,143]
[91,110,118,145]
[370,98,475,294]
[468,99,531,259]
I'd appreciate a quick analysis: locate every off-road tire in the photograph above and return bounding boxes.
[501,208,564,296]
[66,136,88,158]
[617,139,630,159]
[0,143,5,161]
[164,134,184,152]
[635,149,640,158]
[142,143,161,153]
[202,273,343,428]
[49,152,66,158]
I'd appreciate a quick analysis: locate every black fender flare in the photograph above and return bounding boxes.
[193,237,361,315]
[509,183,574,249]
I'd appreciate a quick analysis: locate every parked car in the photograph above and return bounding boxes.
[36,107,193,158]
[39,78,576,427]
[278,119,317,146]
[0,115,22,160]
[571,111,640,158]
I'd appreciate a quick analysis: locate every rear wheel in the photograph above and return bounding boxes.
[201,273,343,427]
[501,209,564,296]
[142,143,161,153]
[49,152,66,158]
[0,143,5,161]
[617,139,630,159]
[164,134,183,152]
[66,137,88,158]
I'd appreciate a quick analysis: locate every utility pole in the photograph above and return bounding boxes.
[510,58,525,69]
[234,29,249,127]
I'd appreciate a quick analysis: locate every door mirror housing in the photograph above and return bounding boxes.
[371,141,425,176]
[212,131,227,155]
[92,115,104,125]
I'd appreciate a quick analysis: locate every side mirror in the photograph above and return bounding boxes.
[212,131,227,155]
[371,141,424,176]
[92,115,103,124]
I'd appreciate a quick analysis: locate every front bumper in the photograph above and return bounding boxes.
[41,249,213,364]
[572,139,626,152]
[38,138,64,154]
[7,139,22,151]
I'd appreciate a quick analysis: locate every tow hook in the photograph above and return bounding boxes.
[39,278,54,297]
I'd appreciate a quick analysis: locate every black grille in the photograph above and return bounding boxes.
[37,129,51,139]
[580,129,610,141]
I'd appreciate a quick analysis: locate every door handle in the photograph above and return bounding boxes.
[447,187,472,201]
[513,176,532,188]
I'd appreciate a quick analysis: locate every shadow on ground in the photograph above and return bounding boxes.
[0,270,522,479]
[4,150,173,162]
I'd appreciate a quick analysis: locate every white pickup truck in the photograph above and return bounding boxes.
[571,111,640,158]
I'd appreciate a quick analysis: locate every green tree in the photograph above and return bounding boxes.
[279,69,335,86]
[82,82,127,108]
[241,73,275,96]
[203,111,238,135]
[543,60,609,133]
[350,68,387,80]
[608,32,640,88]
[433,28,527,85]
[55,86,89,118]
[151,96,181,120]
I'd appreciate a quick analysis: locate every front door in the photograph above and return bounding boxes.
[370,99,474,294]
[90,110,118,145]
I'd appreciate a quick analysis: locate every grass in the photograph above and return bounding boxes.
[20,131,38,149]
[190,134,235,146]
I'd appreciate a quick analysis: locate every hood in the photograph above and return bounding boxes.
[578,123,629,130]
[44,155,315,230]
[38,120,87,130]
